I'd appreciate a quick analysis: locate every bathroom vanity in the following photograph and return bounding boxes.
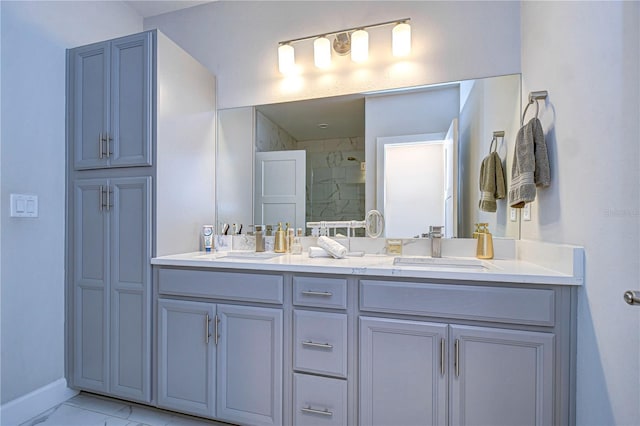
[151,241,582,426]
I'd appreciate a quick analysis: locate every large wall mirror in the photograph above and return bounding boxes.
[216,73,521,239]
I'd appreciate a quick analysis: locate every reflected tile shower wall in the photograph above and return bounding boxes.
[298,137,365,234]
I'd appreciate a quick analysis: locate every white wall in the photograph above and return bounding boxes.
[0,0,142,409]
[144,1,521,109]
[521,2,640,424]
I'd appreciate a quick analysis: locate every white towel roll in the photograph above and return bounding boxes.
[317,236,347,259]
[308,247,331,258]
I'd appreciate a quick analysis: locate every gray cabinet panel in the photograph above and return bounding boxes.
[73,43,109,170]
[360,317,447,426]
[71,33,151,170]
[216,304,283,426]
[450,325,554,426]
[75,285,108,392]
[157,299,216,417]
[72,177,151,402]
[110,33,152,167]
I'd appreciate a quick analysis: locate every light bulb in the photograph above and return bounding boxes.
[351,29,369,63]
[278,44,295,74]
[314,37,331,68]
[392,22,411,57]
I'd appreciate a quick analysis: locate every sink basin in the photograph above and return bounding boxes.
[196,251,283,260]
[393,256,493,270]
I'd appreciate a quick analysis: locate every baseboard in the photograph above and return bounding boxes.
[0,378,79,426]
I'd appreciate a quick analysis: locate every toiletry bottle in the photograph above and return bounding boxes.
[290,229,302,255]
[476,223,494,259]
[287,228,294,253]
[284,222,291,253]
[255,225,265,252]
[202,225,214,252]
[274,222,286,253]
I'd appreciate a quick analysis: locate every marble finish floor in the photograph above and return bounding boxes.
[20,392,231,426]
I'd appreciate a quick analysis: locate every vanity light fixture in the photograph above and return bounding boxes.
[278,43,295,74]
[277,18,411,74]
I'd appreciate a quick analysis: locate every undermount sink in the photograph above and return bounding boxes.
[392,256,494,270]
[197,251,284,260]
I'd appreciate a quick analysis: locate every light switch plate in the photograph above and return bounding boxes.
[10,194,38,218]
[523,203,531,221]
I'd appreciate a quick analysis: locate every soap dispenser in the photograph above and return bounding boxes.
[274,222,286,253]
[476,223,494,259]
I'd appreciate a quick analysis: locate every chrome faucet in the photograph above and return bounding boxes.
[429,225,443,258]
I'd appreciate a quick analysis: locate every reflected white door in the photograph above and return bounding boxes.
[444,118,459,238]
[255,150,306,229]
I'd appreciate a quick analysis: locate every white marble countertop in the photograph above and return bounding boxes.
[151,249,584,286]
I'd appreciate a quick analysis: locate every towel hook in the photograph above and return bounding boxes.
[521,90,548,126]
[489,130,505,153]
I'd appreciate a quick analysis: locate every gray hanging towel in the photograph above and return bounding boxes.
[509,117,550,208]
[479,151,506,212]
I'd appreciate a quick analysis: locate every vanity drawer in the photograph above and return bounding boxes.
[294,310,347,378]
[293,276,347,309]
[293,373,347,426]
[158,268,283,304]
[360,280,555,326]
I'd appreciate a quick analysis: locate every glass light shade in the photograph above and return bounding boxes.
[314,37,331,68]
[392,22,411,57]
[278,44,295,74]
[351,29,369,63]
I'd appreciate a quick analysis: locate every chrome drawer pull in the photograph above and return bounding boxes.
[301,406,333,416]
[301,290,333,297]
[302,340,333,349]
[624,290,640,305]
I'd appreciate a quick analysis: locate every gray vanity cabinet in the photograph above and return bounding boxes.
[359,279,568,426]
[70,32,151,170]
[157,299,216,417]
[157,299,283,425]
[359,317,447,426]
[449,325,554,426]
[72,176,151,401]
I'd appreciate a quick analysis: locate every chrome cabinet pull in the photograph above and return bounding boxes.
[106,186,112,211]
[301,406,333,417]
[624,290,640,305]
[205,314,211,344]
[99,133,104,159]
[440,338,445,377]
[302,340,333,349]
[214,314,220,345]
[106,133,112,157]
[454,339,460,378]
[99,185,105,211]
[301,290,333,297]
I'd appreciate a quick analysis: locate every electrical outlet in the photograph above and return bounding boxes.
[510,208,517,222]
[523,203,532,221]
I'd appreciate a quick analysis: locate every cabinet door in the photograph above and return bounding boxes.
[360,317,447,426]
[72,42,110,169]
[157,299,216,417]
[450,325,554,426]
[73,179,109,392]
[216,304,283,426]
[109,177,151,402]
[110,32,152,167]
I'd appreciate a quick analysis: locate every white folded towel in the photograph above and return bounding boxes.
[308,247,331,258]
[317,236,347,259]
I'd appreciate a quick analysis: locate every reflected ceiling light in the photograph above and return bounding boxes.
[392,21,411,57]
[314,36,331,68]
[277,18,411,74]
[278,43,295,75]
[351,29,369,63]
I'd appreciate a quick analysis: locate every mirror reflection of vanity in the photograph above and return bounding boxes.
[216,73,521,239]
